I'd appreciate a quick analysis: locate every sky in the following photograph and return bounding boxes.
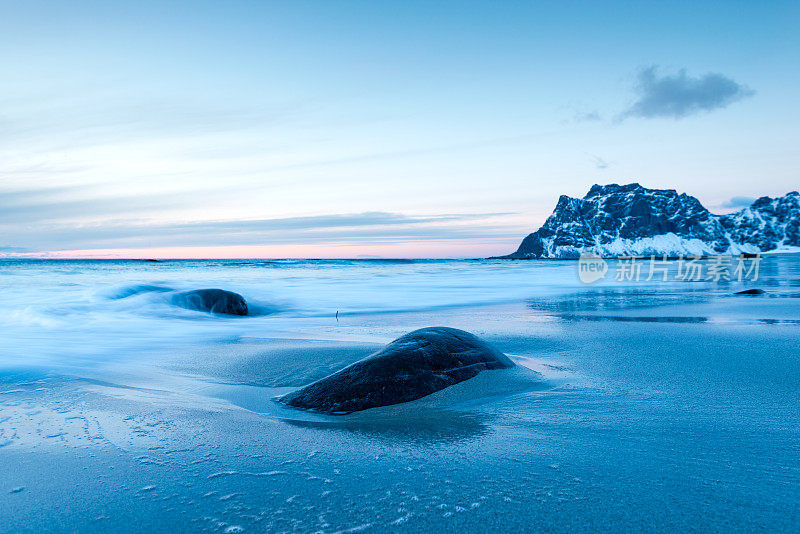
[1,0,798,258]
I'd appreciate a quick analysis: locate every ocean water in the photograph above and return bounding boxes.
[1,256,799,532]
[3,256,795,369]
[0,258,602,370]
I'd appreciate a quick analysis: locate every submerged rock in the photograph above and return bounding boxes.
[735,288,766,295]
[171,289,248,316]
[279,327,514,414]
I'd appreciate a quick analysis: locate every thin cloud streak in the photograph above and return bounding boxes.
[1,211,521,253]
[0,186,225,224]
[0,95,304,149]
[587,153,610,170]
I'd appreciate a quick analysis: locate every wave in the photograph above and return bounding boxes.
[107,284,173,299]
[105,284,285,319]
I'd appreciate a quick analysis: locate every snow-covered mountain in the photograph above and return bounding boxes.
[502,183,800,259]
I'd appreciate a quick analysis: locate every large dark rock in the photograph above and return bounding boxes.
[171,289,248,316]
[279,327,514,414]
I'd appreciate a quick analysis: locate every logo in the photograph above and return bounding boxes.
[577,252,608,284]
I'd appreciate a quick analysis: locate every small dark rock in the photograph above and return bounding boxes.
[279,327,514,414]
[171,289,248,315]
[734,288,766,295]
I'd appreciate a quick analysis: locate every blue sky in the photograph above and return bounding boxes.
[1,0,798,257]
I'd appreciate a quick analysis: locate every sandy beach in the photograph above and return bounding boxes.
[1,257,799,532]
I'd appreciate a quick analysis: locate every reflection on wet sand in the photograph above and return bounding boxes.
[283,409,491,445]
[560,314,708,323]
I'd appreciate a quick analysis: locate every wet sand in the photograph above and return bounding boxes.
[2,290,800,532]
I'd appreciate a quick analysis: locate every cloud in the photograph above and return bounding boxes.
[0,185,212,224]
[574,111,602,123]
[144,211,511,234]
[0,210,519,252]
[0,162,88,179]
[619,66,754,120]
[721,196,755,208]
[0,185,513,229]
[0,94,303,154]
[587,154,610,170]
[0,184,521,254]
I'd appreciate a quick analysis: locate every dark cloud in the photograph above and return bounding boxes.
[721,196,755,209]
[619,67,754,120]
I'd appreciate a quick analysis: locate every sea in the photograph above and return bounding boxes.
[1,255,799,532]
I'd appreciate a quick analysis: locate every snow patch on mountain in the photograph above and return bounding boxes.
[503,184,800,259]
